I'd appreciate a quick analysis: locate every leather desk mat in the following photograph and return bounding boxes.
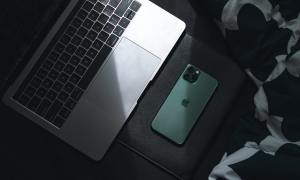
[117,34,245,179]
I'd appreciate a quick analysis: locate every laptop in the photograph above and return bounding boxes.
[1,0,185,160]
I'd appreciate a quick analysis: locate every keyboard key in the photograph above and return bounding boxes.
[60,53,71,63]
[58,91,69,102]
[119,17,130,28]
[106,34,119,47]
[52,81,64,92]
[66,26,77,37]
[28,96,42,111]
[37,69,48,79]
[71,87,84,101]
[37,69,49,79]
[37,99,51,117]
[54,61,65,71]
[109,0,121,8]
[83,18,94,29]
[98,14,109,24]
[59,108,71,119]
[49,70,60,80]
[70,56,81,66]
[46,90,58,101]
[71,35,83,46]
[36,87,47,98]
[124,9,135,20]
[113,26,124,36]
[58,72,69,83]
[42,78,53,89]
[60,34,71,45]
[81,38,92,49]
[103,6,115,16]
[64,64,75,74]
[98,31,109,42]
[18,94,30,106]
[76,47,87,57]
[89,10,100,21]
[72,18,83,28]
[64,82,75,93]
[54,43,65,53]
[109,14,120,25]
[30,77,42,89]
[83,1,94,12]
[44,60,54,70]
[66,44,77,55]
[43,60,54,70]
[77,27,88,38]
[115,0,133,17]
[49,52,60,62]
[86,48,98,59]
[65,98,76,110]
[130,1,141,12]
[81,57,92,67]
[75,65,87,76]
[69,74,81,84]
[94,2,105,13]
[87,30,98,41]
[53,116,66,128]
[92,22,104,32]
[78,45,112,89]
[46,100,63,122]
[77,9,88,20]
[92,39,104,50]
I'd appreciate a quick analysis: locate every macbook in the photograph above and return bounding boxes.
[2,0,185,160]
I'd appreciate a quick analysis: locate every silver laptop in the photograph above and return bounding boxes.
[2,0,185,160]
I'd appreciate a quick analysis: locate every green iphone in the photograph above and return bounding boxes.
[151,64,218,145]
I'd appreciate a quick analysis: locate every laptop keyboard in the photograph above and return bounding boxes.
[13,0,141,128]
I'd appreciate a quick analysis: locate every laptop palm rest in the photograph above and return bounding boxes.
[84,37,160,120]
[60,38,161,160]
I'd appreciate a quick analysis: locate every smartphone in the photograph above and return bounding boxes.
[151,64,218,145]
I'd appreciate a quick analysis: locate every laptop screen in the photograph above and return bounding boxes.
[0,0,70,88]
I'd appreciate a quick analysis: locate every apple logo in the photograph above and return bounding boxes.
[181,99,190,108]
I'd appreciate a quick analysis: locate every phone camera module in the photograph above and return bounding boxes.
[183,66,200,83]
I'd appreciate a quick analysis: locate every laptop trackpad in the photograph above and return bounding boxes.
[85,38,161,119]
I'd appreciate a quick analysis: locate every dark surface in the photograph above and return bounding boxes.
[118,34,244,180]
[0,0,250,179]
[0,0,69,88]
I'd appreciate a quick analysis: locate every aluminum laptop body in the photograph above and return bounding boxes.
[2,0,185,160]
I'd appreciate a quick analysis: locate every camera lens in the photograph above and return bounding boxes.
[187,66,195,73]
[191,74,198,81]
[184,66,200,83]
[183,74,191,81]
